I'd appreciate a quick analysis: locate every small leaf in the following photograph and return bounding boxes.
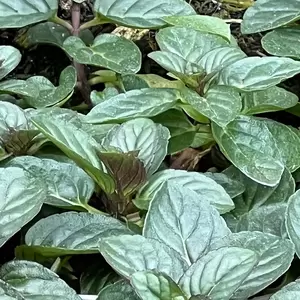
[121,74,149,91]
[99,234,188,282]
[63,34,141,74]
[97,280,139,300]
[181,86,242,127]
[24,66,77,108]
[241,0,300,34]
[135,169,234,213]
[179,247,258,299]
[98,151,146,196]
[0,167,46,247]
[242,86,298,115]
[210,231,295,300]
[262,27,300,59]
[85,88,179,124]
[270,279,300,300]
[0,46,21,80]
[152,109,196,154]
[93,0,196,29]
[217,57,300,91]
[212,115,285,186]
[103,118,170,176]
[131,271,187,300]
[0,0,58,28]
[143,181,230,264]
[164,15,230,41]
[5,156,95,210]
[19,212,132,257]
[31,115,115,193]
[204,171,245,198]
[0,79,38,97]
[198,46,246,75]
[0,260,81,299]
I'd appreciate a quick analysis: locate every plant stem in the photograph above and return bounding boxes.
[85,204,108,215]
[71,1,92,106]
[79,17,109,30]
[51,14,73,31]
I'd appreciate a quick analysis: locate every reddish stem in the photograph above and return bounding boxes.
[71,1,91,106]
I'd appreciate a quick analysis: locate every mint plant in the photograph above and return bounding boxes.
[1,0,300,299]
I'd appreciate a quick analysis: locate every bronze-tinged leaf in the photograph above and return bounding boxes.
[98,151,146,197]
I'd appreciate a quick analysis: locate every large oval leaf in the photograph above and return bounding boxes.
[5,156,95,210]
[131,271,187,300]
[0,46,21,80]
[164,15,231,41]
[210,231,295,300]
[179,247,258,299]
[135,169,234,213]
[63,34,141,74]
[31,114,115,193]
[242,86,298,115]
[241,0,300,34]
[143,181,230,265]
[0,0,58,28]
[262,27,300,59]
[212,115,284,186]
[0,260,81,300]
[99,234,188,282]
[20,212,132,257]
[0,167,46,247]
[103,118,170,176]
[84,88,179,124]
[217,56,300,92]
[93,0,196,29]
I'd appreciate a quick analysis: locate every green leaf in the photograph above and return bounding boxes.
[179,247,258,299]
[31,115,115,193]
[286,190,300,258]
[181,86,242,127]
[85,88,179,124]
[0,79,38,97]
[103,118,170,176]
[241,0,300,34]
[217,57,300,92]
[0,279,24,299]
[0,0,58,29]
[270,279,300,300]
[164,15,230,41]
[98,151,146,196]
[262,27,300,59]
[242,86,298,115]
[93,0,196,29]
[212,115,285,186]
[210,231,295,300]
[131,271,187,300]
[5,156,95,210]
[120,74,149,91]
[63,34,141,74]
[97,280,139,300]
[24,66,77,108]
[204,171,245,198]
[135,169,234,213]
[136,74,184,89]
[143,181,230,265]
[223,166,294,237]
[80,264,119,295]
[90,88,119,106]
[151,109,196,154]
[0,46,21,80]
[263,119,300,172]
[0,260,81,299]
[19,212,132,257]
[17,22,94,49]
[99,234,188,282]
[0,167,46,247]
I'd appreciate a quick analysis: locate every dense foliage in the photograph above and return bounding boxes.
[1,0,300,299]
